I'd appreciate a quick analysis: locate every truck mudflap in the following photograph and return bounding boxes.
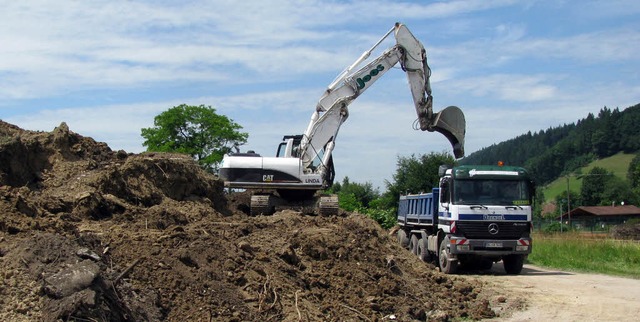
[448,237,532,256]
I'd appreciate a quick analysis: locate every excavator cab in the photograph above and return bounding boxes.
[276,135,303,158]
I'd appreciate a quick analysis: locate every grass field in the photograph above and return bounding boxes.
[543,152,636,201]
[527,232,640,278]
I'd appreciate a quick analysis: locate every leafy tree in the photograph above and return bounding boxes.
[327,177,395,228]
[628,154,640,189]
[364,207,397,229]
[340,177,378,207]
[329,176,379,210]
[384,151,455,209]
[553,190,581,216]
[580,167,611,206]
[337,192,361,212]
[628,154,640,205]
[532,188,546,220]
[141,104,248,171]
[600,176,634,206]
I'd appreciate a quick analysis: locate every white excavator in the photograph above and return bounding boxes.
[219,22,466,215]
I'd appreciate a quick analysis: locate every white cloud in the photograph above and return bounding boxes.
[0,0,529,102]
[447,74,560,102]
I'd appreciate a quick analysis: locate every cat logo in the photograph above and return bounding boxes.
[263,175,274,182]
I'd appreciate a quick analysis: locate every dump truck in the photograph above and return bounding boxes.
[397,164,534,274]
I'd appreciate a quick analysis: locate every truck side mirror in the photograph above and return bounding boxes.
[438,164,450,177]
[529,180,536,203]
[440,179,450,203]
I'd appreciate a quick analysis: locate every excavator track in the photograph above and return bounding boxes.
[318,195,339,216]
[250,194,275,216]
[248,191,339,216]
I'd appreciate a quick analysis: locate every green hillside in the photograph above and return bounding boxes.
[461,103,640,186]
[458,103,640,207]
[543,152,635,201]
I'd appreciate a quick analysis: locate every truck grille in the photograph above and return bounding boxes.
[456,221,529,240]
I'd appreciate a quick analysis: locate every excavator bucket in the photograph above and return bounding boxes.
[414,98,465,158]
[429,105,466,158]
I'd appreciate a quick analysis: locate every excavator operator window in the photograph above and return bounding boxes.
[276,142,287,158]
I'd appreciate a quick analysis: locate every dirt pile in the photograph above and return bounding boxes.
[0,120,497,321]
[611,222,640,240]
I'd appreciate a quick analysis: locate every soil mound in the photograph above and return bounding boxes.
[611,222,640,240]
[0,121,496,321]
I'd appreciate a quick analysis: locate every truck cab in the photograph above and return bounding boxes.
[437,165,533,273]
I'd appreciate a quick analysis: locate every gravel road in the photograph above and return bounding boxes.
[472,264,640,321]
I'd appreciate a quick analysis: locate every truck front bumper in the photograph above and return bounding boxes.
[448,237,532,256]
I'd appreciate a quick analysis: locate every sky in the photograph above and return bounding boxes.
[2,0,639,190]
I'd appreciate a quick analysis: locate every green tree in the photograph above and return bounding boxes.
[340,177,378,207]
[628,154,640,189]
[329,176,379,210]
[628,154,640,205]
[384,151,455,209]
[327,177,395,228]
[580,167,611,206]
[600,177,634,206]
[141,104,248,170]
[532,188,546,220]
[554,190,581,216]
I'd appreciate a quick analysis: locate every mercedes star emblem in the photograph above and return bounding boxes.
[488,223,499,235]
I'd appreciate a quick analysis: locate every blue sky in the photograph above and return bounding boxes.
[2,0,639,190]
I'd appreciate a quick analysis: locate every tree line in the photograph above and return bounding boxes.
[461,103,640,185]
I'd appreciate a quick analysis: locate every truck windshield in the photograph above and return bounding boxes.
[453,179,531,206]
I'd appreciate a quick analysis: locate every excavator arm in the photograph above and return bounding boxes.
[299,23,465,182]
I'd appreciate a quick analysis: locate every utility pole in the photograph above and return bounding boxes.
[566,175,571,228]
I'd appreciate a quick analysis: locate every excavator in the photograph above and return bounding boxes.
[219,22,466,215]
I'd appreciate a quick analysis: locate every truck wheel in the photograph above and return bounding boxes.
[503,254,525,275]
[397,229,410,249]
[438,239,458,274]
[417,238,432,262]
[409,234,419,255]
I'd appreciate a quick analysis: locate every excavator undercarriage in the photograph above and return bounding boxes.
[249,190,339,216]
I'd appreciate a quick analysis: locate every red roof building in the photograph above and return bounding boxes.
[561,205,640,228]
[568,205,640,218]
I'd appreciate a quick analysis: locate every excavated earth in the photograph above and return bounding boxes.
[0,120,502,321]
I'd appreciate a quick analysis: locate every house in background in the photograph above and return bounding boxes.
[562,205,640,230]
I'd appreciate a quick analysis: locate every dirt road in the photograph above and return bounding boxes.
[471,264,640,321]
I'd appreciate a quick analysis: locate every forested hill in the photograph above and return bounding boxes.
[460,103,640,185]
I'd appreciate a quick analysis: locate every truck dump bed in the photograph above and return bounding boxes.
[397,188,439,229]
